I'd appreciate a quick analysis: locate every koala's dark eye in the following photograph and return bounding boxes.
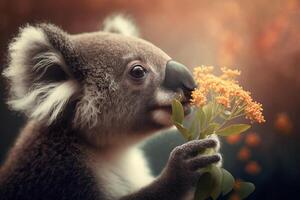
[129,65,147,80]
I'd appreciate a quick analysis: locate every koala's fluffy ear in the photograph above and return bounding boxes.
[3,24,80,124]
[102,14,140,37]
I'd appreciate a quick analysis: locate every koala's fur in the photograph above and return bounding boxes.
[0,15,221,200]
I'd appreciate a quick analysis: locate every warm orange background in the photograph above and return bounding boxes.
[0,1,299,199]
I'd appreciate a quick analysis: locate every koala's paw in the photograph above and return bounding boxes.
[164,139,222,186]
[207,134,221,152]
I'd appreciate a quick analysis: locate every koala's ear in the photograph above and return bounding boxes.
[102,14,140,37]
[3,24,80,124]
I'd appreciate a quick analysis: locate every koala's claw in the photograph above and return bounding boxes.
[188,154,221,170]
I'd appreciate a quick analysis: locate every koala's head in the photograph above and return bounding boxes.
[3,15,196,146]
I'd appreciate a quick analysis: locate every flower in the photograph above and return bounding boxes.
[191,89,207,106]
[216,96,230,108]
[238,147,251,161]
[191,66,265,123]
[245,161,261,175]
[221,67,241,81]
[193,65,214,78]
[245,132,261,147]
[274,112,293,134]
[245,101,265,123]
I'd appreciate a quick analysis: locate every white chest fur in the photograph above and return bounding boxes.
[92,146,155,200]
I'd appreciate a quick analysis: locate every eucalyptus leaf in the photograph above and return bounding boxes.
[210,165,223,200]
[189,117,200,140]
[196,108,206,131]
[194,173,214,200]
[237,182,255,199]
[174,122,191,141]
[221,168,235,195]
[203,102,214,123]
[216,124,251,136]
[171,99,184,124]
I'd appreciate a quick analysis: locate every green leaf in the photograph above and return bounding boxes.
[221,168,235,195]
[201,123,220,137]
[171,99,184,124]
[196,108,206,131]
[173,122,191,141]
[237,182,255,199]
[210,165,223,200]
[216,124,251,136]
[188,117,200,140]
[194,173,214,200]
[203,102,214,123]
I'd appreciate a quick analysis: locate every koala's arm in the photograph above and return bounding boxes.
[120,139,221,200]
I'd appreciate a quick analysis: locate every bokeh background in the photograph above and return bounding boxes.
[0,0,300,199]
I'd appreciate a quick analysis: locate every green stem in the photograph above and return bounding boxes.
[209,106,224,123]
[228,113,246,120]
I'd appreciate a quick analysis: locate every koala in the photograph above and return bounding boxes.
[0,15,221,200]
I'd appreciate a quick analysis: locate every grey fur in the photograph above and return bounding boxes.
[0,15,221,200]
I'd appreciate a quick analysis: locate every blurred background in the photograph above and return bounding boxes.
[0,0,299,199]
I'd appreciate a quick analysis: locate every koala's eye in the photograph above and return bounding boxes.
[129,65,147,80]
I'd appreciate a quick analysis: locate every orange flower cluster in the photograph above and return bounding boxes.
[191,66,265,123]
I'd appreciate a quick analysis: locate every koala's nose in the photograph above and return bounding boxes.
[163,60,197,96]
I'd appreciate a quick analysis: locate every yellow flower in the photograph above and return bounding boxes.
[193,65,214,79]
[245,102,265,123]
[191,89,207,107]
[221,67,241,81]
[216,96,230,108]
[191,66,265,123]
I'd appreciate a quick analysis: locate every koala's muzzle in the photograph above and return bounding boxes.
[163,60,196,99]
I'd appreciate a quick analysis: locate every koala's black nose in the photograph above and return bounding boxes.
[163,60,197,96]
